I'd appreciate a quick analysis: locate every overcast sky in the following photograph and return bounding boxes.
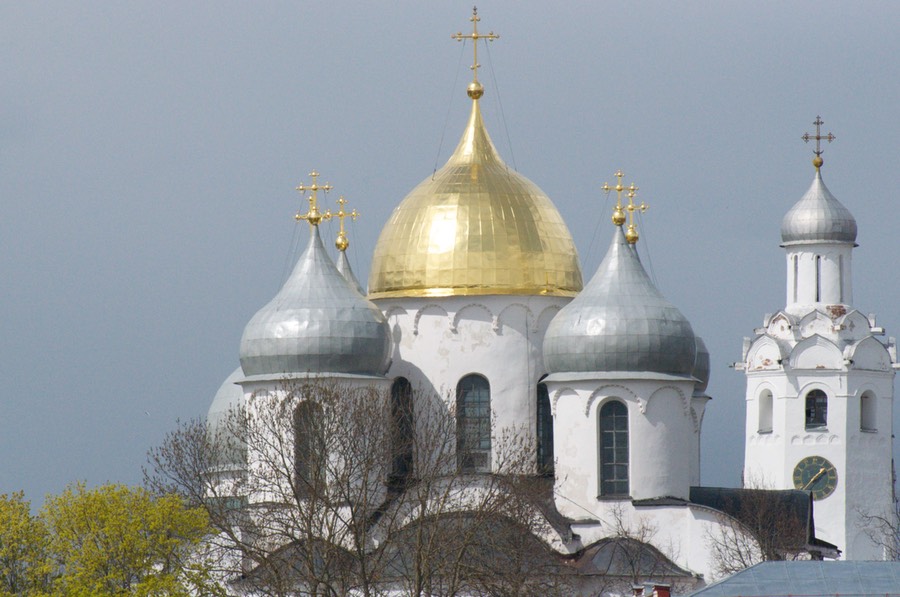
[2,2,899,505]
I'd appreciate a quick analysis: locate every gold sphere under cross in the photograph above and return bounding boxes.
[334,196,359,252]
[602,170,628,227]
[295,170,333,227]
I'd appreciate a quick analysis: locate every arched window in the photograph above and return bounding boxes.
[294,401,324,495]
[390,377,414,486]
[758,390,773,433]
[861,391,877,432]
[599,401,629,497]
[536,383,553,475]
[805,389,828,430]
[457,374,491,473]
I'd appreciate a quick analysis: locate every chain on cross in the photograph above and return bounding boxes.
[295,170,333,226]
[802,115,835,170]
[452,6,499,99]
[334,196,359,252]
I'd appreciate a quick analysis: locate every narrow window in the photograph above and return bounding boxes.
[815,255,822,302]
[805,390,827,430]
[839,255,844,303]
[861,392,877,432]
[758,390,773,433]
[792,255,799,302]
[599,401,629,497]
[390,377,414,486]
[536,383,554,475]
[294,401,324,495]
[457,375,491,473]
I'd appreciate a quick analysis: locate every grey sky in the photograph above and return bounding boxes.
[2,2,899,505]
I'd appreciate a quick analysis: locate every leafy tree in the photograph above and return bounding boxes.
[41,483,220,596]
[0,491,52,596]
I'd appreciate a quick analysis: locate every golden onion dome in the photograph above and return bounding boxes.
[368,99,583,299]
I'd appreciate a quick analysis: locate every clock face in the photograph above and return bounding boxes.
[792,455,838,500]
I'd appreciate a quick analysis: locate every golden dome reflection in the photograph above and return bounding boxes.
[368,99,583,299]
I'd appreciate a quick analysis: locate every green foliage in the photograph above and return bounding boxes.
[40,483,222,596]
[0,491,52,596]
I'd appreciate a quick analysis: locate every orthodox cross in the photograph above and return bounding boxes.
[802,116,835,170]
[334,196,359,252]
[624,183,648,245]
[452,7,499,98]
[295,170,333,226]
[602,170,628,227]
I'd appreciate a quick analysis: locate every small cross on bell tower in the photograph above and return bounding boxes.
[802,115,836,171]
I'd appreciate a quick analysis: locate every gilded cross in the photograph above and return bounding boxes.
[334,196,359,252]
[452,7,499,98]
[624,183,648,245]
[802,116,835,170]
[295,170,333,226]
[602,170,628,227]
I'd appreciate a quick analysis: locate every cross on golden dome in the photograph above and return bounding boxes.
[802,116,836,171]
[452,7,499,100]
[294,170,333,226]
[334,196,359,252]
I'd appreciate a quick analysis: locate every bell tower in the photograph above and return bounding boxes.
[738,118,897,559]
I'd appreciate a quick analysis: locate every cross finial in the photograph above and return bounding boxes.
[802,115,836,171]
[602,170,648,244]
[452,7,499,100]
[333,196,359,252]
[602,170,628,227]
[624,183,648,245]
[294,170,333,226]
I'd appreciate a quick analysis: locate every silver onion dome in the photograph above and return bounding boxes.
[239,225,390,377]
[207,367,246,467]
[692,336,710,394]
[337,250,365,295]
[781,171,857,245]
[543,226,696,375]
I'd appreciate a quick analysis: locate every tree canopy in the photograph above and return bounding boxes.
[0,484,219,597]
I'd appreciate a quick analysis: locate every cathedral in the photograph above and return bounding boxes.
[205,10,896,594]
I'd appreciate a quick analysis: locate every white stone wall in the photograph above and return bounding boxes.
[375,294,569,473]
[546,376,699,516]
[784,242,853,313]
[743,335,895,559]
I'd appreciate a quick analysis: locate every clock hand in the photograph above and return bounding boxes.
[803,467,827,490]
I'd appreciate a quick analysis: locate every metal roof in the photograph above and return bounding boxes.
[690,561,900,596]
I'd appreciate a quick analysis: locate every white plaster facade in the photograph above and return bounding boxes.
[545,375,705,509]
[740,176,897,560]
[375,294,569,473]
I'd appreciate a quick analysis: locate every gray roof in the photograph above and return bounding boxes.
[781,170,857,245]
[543,226,696,376]
[336,250,365,295]
[690,561,900,596]
[239,225,390,377]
